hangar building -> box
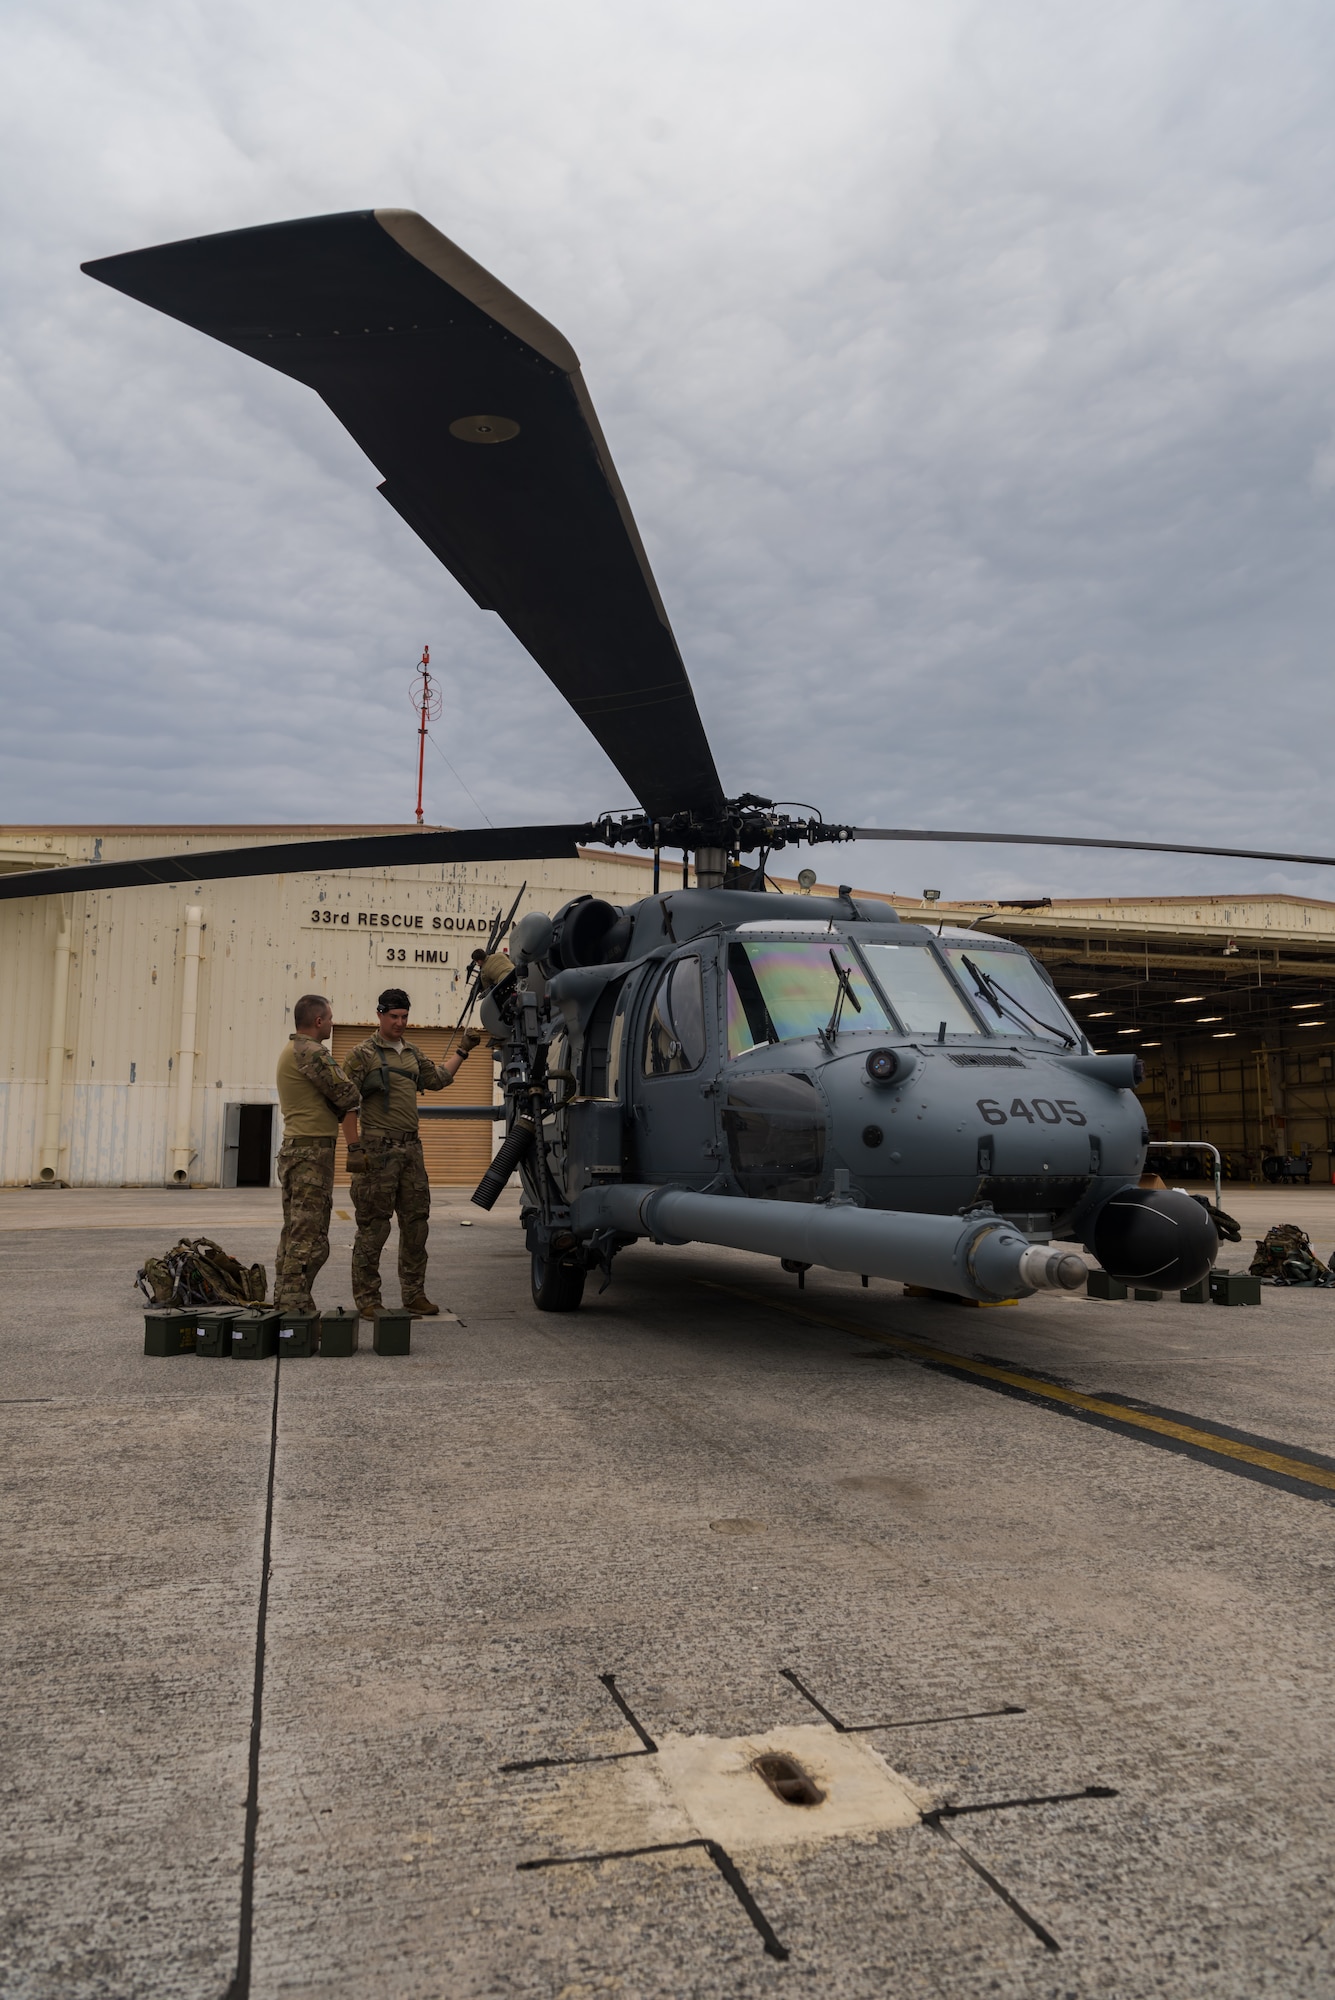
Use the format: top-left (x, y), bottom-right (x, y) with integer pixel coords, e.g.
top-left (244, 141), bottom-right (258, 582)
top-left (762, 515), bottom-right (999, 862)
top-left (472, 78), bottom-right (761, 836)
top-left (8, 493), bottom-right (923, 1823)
top-left (0, 826), bottom-right (658, 1191)
top-left (3, 825), bottom-right (1332, 1188)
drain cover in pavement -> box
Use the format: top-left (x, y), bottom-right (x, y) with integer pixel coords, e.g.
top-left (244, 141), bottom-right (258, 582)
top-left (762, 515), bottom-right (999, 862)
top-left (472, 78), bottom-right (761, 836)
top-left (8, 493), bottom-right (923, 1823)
top-left (653, 1723), bottom-right (926, 1849)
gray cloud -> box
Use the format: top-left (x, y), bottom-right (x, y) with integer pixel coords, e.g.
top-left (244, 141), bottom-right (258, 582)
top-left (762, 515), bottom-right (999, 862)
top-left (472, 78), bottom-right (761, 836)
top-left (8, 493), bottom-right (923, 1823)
top-left (3, 0), bottom-right (1334, 902)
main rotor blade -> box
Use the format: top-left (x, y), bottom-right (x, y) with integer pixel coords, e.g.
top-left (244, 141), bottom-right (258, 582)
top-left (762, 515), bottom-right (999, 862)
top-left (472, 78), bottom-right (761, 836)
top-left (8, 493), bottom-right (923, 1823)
top-left (851, 828), bottom-right (1335, 869)
top-left (82, 211), bottom-right (727, 824)
top-left (0, 826), bottom-right (585, 902)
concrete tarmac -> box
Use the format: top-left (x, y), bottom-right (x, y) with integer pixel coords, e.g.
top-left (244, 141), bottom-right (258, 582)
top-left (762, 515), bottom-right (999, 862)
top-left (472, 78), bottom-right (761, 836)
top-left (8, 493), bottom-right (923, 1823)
top-left (3, 1186), bottom-right (1335, 1997)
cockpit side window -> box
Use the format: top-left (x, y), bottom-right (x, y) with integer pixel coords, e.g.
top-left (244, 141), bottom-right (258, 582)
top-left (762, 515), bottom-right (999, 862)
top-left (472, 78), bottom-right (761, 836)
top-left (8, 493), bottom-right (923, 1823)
top-left (643, 955), bottom-right (707, 1076)
top-left (727, 944), bottom-right (777, 1057)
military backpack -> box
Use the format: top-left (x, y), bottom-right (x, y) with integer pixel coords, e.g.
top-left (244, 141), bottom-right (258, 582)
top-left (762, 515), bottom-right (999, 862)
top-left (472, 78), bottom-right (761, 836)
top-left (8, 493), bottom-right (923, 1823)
top-left (136, 1237), bottom-right (268, 1308)
top-left (1247, 1223), bottom-right (1333, 1287)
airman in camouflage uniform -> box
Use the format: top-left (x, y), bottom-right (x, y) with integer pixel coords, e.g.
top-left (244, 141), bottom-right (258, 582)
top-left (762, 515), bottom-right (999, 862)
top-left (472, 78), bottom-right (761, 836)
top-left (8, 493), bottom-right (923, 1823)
top-left (341, 987), bottom-right (479, 1319)
top-left (274, 995), bottom-right (361, 1311)
top-left (471, 946), bottom-right (514, 993)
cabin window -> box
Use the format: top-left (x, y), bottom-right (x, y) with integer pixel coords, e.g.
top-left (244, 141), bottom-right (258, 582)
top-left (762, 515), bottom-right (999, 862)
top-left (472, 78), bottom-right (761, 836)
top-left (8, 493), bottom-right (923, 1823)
top-left (725, 939), bottom-right (892, 1056)
top-left (857, 942), bottom-right (982, 1036)
top-left (724, 1071), bottom-right (826, 1200)
top-left (941, 945), bottom-right (1079, 1046)
top-left (643, 955), bottom-right (707, 1076)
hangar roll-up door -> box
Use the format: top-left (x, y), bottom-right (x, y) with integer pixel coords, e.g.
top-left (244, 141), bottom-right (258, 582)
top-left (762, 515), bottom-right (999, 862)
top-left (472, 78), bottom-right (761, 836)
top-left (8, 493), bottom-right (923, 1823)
top-left (331, 1025), bottom-right (497, 1186)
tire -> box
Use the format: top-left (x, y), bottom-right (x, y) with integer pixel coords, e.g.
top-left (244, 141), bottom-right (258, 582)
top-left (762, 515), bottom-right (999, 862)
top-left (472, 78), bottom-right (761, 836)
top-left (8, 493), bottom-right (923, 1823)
top-left (531, 1245), bottom-right (586, 1312)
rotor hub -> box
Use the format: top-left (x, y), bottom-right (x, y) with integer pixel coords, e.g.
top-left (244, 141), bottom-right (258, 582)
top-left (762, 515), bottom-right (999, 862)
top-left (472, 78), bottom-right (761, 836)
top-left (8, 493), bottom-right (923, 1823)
top-left (584, 797), bottom-right (855, 864)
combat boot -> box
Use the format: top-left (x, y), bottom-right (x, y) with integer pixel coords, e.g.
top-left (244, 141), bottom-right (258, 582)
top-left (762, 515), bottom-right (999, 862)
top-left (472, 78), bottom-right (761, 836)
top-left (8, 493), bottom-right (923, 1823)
top-left (357, 1297), bottom-right (384, 1323)
top-left (401, 1295), bottom-right (440, 1317)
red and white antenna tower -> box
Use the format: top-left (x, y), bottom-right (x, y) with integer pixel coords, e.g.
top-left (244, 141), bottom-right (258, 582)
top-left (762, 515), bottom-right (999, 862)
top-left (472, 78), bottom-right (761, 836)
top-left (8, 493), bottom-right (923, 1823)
top-left (409, 645), bottom-right (442, 825)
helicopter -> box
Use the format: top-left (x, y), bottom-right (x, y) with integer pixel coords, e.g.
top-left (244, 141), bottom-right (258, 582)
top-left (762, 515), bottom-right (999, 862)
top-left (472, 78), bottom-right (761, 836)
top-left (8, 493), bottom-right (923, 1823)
top-left (10, 207), bottom-right (1335, 1307)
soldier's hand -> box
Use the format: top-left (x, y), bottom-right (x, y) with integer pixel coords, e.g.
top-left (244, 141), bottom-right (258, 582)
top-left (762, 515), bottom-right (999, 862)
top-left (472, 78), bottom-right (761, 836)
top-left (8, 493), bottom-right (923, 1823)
top-left (459, 1028), bottom-right (484, 1053)
top-left (347, 1142), bottom-right (368, 1175)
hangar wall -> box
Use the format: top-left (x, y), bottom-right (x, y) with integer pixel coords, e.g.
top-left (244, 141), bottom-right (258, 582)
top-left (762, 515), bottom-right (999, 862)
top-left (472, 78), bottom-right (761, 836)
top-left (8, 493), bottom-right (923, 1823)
top-left (0, 826), bottom-right (658, 1188)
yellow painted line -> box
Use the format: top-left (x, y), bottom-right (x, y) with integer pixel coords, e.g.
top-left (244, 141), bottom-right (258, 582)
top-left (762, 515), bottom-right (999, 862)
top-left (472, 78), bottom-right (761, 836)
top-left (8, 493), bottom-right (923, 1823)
top-left (698, 1281), bottom-right (1335, 1494)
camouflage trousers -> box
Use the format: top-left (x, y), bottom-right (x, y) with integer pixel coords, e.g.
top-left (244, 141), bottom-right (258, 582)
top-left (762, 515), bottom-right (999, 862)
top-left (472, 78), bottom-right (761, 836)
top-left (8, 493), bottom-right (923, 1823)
top-left (351, 1135), bottom-right (431, 1309)
top-left (274, 1138), bottom-right (336, 1309)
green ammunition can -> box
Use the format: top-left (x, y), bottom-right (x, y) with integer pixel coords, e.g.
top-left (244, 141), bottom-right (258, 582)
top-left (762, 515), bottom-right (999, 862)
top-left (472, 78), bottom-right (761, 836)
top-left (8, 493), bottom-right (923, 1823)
top-left (320, 1308), bottom-right (359, 1357)
top-left (143, 1308), bottom-right (198, 1357)
top-left (231, 1308), bottom-right (279, 1359)
top-left (1179, 1279), bottom-right (1209, 1304)
top-left (1133, 1287), bottom-right (1163, 1302)
top-left (372, 1310), bottom-right (412, 1356)
top-left (276, 1310), bottom-right (319, 1358)
top-left (194, 1308), bottom-right (235, 1357)
top-left (1086, 1271), bottom-right (1128, 1300)
top-left (1210, 1269), bottom-right (1261, 1307)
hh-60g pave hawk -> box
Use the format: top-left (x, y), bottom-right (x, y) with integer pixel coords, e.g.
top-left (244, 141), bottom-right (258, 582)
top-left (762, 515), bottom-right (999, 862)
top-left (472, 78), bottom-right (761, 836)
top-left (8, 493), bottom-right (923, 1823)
top-left (15, 211), bottom-right (1335, 1308)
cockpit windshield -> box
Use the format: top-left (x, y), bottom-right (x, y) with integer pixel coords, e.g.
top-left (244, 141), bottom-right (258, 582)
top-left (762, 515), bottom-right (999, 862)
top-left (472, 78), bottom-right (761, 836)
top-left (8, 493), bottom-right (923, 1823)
top-left (856, 942), bottom-right (982, 1037)
top-left (941, 944), bottom-right (1080, 1047)
top-left (726, 938), bottom-right (893, 1056)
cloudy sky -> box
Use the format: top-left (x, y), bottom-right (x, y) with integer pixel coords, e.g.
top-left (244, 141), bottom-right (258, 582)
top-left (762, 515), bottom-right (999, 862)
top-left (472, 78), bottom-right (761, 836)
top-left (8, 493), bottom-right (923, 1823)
top-left (3, 0), bottom-right (1334, 901)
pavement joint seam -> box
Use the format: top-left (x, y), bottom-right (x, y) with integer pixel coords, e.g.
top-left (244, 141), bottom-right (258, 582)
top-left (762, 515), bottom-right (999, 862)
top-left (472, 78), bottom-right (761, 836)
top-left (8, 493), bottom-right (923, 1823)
top-left (500, 1672), bottom-right (658, 1774)
top-left (517, 1838), bottom-right (790, 1961)
top-left (222, 1356), bottom-right (281, 2000)
top-left (780, 1666), bottom-right (1026, 1734)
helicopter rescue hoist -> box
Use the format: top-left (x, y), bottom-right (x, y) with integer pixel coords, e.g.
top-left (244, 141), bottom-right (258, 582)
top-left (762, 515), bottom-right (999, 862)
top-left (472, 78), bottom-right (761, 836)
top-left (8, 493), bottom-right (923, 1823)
top-left (18, 202), bottom-right (1333, 1311)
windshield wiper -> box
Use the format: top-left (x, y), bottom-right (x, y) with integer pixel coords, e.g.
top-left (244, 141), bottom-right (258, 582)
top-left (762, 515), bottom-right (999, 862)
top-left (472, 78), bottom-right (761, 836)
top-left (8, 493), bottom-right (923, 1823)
top-left (822, 951), bottom-right (863, 1043)
top-left (960, 954), bottom-right (1075, 1048)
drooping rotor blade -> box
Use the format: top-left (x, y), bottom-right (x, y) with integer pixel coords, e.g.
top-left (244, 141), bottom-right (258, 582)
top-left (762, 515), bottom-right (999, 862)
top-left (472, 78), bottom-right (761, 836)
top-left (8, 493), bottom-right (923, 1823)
top-left (82, 211), bottom-right (727, 824)
top-left (851, 828), bottom-right (1335, 869)
top-left (0, 826), bottom-right (585, 903)
top-left (455, 878), bottom-right (527, 1031)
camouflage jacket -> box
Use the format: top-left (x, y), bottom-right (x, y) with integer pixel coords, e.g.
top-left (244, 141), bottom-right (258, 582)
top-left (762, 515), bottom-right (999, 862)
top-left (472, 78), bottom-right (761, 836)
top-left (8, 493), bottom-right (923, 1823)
top-left (276, 1035), bottom-right (360, 1138)
top-left (344, 1036), bottom-right (452, 1137)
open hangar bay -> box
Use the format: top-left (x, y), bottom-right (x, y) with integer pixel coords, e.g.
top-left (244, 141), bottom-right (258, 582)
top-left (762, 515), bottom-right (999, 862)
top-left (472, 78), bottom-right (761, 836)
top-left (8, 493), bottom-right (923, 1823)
top-left (2, 1179), bottom-right (1334, 1998)
top-left (3, 823), bottom-right (1333, 1191)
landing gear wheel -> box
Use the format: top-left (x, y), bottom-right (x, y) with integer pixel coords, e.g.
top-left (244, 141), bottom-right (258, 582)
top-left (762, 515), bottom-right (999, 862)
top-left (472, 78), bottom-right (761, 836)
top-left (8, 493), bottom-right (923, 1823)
top-left (531, 1246), bottom-right (586, 1312)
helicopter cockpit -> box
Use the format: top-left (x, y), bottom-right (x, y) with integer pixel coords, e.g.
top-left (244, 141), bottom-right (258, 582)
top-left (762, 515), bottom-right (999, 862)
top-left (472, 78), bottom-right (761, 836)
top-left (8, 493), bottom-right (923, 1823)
top-left (488, 896), bottom-right (1159, 1296)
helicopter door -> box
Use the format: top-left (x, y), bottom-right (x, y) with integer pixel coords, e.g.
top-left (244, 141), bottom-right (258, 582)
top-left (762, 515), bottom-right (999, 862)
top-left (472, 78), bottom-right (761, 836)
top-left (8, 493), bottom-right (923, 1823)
top-left (637, 952), bottom-right (717, 1180)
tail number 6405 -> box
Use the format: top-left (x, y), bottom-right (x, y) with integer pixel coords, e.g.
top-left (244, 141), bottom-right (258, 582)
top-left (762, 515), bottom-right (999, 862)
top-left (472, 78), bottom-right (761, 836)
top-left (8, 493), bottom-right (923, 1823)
top-left (978, 1097), bottom-right (1087, 1127)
